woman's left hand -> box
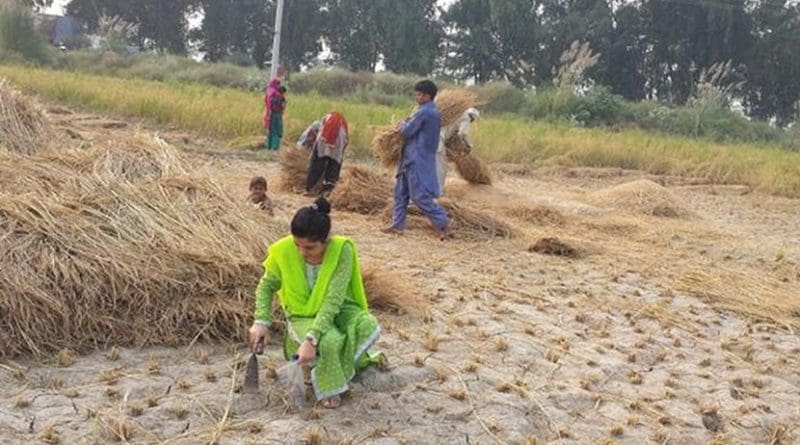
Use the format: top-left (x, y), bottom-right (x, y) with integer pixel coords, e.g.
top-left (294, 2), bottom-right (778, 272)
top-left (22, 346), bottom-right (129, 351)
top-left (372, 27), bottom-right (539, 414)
top-left (297, 340), bottom-right (316, 364)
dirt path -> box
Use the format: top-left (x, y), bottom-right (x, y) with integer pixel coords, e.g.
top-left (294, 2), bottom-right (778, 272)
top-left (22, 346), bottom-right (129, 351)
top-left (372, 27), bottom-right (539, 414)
top-left (1, 109), bottom-right (799, 445)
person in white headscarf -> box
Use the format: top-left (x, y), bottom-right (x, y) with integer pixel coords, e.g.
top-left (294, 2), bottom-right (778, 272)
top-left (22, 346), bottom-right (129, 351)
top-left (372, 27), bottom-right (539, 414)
top-left (436, 107), bottom-right (479, 195)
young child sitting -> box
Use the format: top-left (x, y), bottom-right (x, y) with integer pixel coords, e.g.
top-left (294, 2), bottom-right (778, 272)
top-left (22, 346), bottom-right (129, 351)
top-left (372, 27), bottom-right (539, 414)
top-left (248, 176), bottom-right (274, 215)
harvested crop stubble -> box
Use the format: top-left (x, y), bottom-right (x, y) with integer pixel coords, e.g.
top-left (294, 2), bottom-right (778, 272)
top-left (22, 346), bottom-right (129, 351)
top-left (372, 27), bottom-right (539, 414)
top-left (279, 146), bottom-right (311, 193)
top-left (371, 125), bottom-right (404, 169)
top-left (0, 142), bottom-right (284, 357)
top-left (330, 166), bottom-right (393, 215)
top-left (590, 179), bottom-right (693, 218)
top-left (0, 80), bottom-right (52, 156)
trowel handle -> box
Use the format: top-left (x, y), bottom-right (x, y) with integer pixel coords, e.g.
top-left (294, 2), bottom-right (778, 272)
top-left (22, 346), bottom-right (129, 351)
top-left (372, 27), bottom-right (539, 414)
top-left (256, 337), bottom-right (265, 355)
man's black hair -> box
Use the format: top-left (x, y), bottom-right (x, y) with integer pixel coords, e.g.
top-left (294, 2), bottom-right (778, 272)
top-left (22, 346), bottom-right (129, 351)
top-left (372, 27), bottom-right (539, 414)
top-left (414, 80), bottom-right (438, 100)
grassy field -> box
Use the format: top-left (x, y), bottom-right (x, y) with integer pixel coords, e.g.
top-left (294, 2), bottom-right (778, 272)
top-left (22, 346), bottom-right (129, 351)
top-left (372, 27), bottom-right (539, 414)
top-left (3, 64), bottom-right (800, 197)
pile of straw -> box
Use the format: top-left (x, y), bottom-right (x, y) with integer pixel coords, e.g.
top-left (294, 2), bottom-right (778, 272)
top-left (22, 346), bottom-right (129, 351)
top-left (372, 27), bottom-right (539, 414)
top-left (529, 237), bottom-right (582, 258)
top-left (0, 138), bottom-right (285, 357)
top-left (362, 265), bottom-right (428, 316)
top-left (440, 198), bottom-right (515, 239)
top-left (330, 166), bottom-right (394, 215)
top-left (0, 80), bottom-right (52, 156)
top-left (278, 146), bottom-right (311, 193)
top-left (590, 179), bottom-right (692, 218)
top-left (382, 197), bottom-right (517, 240)
top-left (453, 154), bottom-right (493, 185)
top-left (371, 125), bottom-right (404, 169)
top-left (436, 89), bottom-right (478, 129)
top-left (506, 205), bottom-right (566, 226)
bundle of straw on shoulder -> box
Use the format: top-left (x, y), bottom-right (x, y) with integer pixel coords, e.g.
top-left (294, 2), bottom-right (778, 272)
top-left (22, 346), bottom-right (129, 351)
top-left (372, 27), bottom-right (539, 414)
top-left (435, 89), bottom-right (478, 129)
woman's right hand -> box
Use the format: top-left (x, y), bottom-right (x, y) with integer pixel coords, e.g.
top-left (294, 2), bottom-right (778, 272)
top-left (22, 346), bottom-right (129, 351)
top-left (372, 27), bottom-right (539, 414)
top-left (248, 324), bottom-right (269, 353)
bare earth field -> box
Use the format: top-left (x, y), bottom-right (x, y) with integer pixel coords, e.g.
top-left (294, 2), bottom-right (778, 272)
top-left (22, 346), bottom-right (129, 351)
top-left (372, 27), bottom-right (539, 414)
top-left (1, 108), bottom-right (799, 445)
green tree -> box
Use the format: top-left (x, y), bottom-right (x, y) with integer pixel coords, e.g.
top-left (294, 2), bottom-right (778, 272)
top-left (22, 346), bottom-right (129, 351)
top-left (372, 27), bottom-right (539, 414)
top-left (67, 0), bottom-right (193, 54)
top-left (381, 0), bottom-right (442, 75)
top-left (441, 0), bottom-right (500, 82)
top-left (0, 2), bottom-right (51, 63)
top-left (442, 0), bottom-right (542, 86)
top-left (322, 0), bottom-right (385, 71)
top-left (743, 0), bottom-right (800, 126)
top-left (601, 4), bottom-right (648, 100)
top-left (639, 0), bottom-right (751, 104)
top-left (196, 0), bottom-right (321, 70)
top-left (196, 0), bottom-right (268, 64)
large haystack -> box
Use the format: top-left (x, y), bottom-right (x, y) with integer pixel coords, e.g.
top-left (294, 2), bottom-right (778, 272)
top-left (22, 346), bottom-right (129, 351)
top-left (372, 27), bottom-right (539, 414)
top-left (330, 166), bottom-right (393, 215)
top-left (590, 179), bottom-right (693, 218)
top-left (436, 89), bottom-right (478, 129)
top-left (0, 80), bottom-right (52, 156)
top-left (0, 138), bottom-right (285, 357)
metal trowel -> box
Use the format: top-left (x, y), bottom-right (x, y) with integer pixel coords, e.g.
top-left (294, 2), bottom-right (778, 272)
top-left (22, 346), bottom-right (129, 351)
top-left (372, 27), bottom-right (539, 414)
top-left (243, 337), bottom-right (264, 393)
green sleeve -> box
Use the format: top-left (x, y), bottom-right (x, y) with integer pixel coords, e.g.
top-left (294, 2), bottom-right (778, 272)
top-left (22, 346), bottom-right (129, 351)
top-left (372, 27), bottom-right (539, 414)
top-left (310, 243), bottom-right (353, 338)
top-left (254, 266), bottom-right (281, 325)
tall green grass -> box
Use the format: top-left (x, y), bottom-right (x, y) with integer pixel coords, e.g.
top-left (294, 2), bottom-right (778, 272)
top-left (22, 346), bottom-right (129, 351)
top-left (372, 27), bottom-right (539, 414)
top-left (2, 65), bottom-right (799, 197)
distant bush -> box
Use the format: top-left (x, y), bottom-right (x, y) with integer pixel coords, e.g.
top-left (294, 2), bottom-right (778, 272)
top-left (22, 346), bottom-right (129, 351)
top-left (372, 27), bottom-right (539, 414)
top-left (475, 82), bottom-right (527, 115)
top-left (574, 85), bottom-right (624, 127)
top-left (45, 51), bottom-right (798, 149)
top-left (0, 4), bottom-right (52, 64)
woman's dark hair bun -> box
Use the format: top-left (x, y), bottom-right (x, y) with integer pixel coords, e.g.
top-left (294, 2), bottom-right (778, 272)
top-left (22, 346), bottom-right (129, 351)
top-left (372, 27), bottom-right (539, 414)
top-left (313, 197), bottom-right (331, 215)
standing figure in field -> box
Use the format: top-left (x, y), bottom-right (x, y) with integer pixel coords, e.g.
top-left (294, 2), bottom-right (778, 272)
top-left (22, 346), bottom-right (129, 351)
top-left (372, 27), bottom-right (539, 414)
top-left (437, 107), bottom-right (479, 194)
top-left (264, 79), bottom-right (287, 150)
top-left (304, 112), bottom-right (349, 196)
top-left (382, 80), bottom-right (452, 240)
top-left (247, 198), bottom-right (384, 409)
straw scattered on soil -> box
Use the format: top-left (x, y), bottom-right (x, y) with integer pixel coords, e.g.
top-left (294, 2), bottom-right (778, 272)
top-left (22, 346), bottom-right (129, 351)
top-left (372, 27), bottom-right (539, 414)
top-left (590, 179), bottom-right (693, 218)
top-left (0, 79), bottom-right (52, 156)
top-left (330, 166), bottom-right (393, 215)
top-left (505, 205), bottom-right (566, 226)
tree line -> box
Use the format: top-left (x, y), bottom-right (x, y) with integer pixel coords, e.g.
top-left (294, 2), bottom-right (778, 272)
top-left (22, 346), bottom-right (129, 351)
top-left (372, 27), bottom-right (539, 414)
top-left (27, 0), bottom-right (800, 125)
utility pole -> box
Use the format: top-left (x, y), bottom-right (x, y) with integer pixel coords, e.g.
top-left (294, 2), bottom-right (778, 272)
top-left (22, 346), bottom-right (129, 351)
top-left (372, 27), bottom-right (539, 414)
top-left (269, 0), bottom-right (285, 80)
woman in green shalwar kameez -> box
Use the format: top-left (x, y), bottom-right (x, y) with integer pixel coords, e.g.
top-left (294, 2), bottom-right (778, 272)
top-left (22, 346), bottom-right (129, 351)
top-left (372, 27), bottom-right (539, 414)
top-left (248, 198), bottom-right (382, 408)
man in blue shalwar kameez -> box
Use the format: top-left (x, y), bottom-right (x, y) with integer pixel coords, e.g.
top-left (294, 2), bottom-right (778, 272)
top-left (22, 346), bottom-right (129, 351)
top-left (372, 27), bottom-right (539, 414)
top-left (382, 80), bottom-right (453, 240)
